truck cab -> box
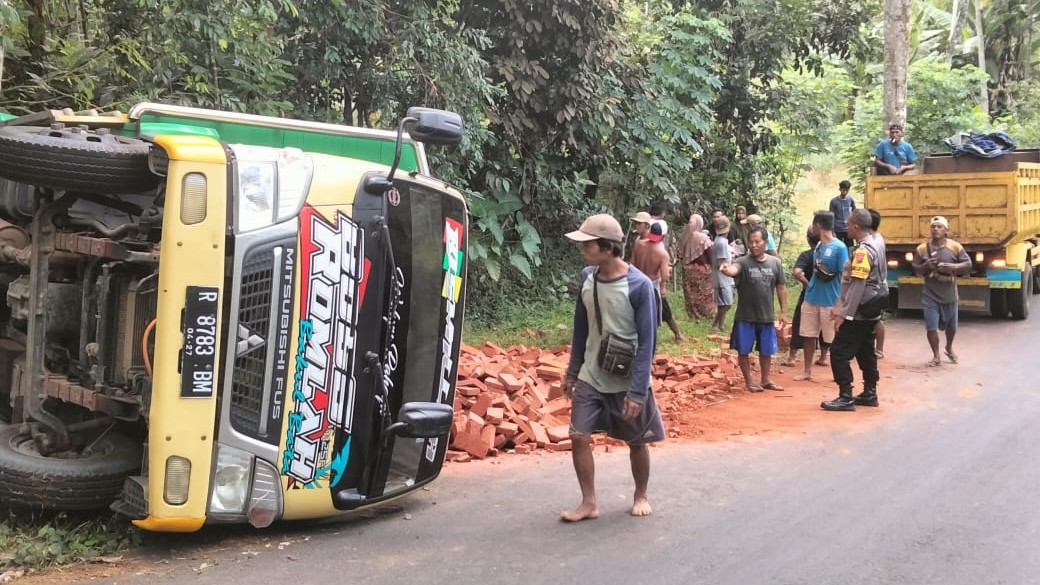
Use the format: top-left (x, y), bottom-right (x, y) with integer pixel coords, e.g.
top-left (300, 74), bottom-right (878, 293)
top-left (0, 104), bottom-right (468, 530)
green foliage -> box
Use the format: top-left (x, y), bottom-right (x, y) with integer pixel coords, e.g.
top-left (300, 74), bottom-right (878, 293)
top-left (0, 512), bottom-right (140, 569)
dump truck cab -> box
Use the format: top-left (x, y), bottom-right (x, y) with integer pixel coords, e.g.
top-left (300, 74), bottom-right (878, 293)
top-left (0, 104), bottom-right (467, 530)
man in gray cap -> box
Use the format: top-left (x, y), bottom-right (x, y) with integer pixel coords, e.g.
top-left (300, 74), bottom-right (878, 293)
top-left (561, 213), bottom-right (665, 522)
top-left (911, 215), bottom-right (971, 366)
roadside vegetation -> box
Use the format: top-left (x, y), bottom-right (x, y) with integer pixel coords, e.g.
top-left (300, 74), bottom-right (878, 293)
top-left (0, 511), bottom-right (139, 572)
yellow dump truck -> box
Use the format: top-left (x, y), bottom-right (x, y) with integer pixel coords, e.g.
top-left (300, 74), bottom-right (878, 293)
top-left (866, 152), bottom-right (1040, 319)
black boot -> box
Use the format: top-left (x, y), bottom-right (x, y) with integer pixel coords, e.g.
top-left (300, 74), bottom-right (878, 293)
top-left (821, 385), bottom-right (856, 411)
top-left (853, 385), bottom-right (878, 407)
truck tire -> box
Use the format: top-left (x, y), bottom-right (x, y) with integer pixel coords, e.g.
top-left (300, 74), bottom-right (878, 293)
top-left (1009, 269), bottom-right (1030, 320)
top-left (0, 126), bottom-right (159, 194)
top-left (990, 289), bottom-right (1009, 318)
top-left (1033, 266), bottom-right (1039, 295)
top-left (0, 426), bottom-right (141, 510)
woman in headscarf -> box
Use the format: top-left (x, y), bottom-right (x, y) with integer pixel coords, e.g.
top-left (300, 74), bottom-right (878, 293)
top-left (679, 214), bottom-right (716, 319)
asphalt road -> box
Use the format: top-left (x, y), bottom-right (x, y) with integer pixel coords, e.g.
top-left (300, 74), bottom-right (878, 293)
top-left (30, 311), bottom-right (1040, 585)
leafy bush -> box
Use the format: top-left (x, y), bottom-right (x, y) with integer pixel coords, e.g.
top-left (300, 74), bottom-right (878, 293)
top-left (0, 512), bottom-right (140, 570)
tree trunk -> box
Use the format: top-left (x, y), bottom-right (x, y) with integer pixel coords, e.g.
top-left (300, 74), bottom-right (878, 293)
top-left (947, 0), bottom-right (965, 65)
top-left (975, 1), bottom-right (989, 115)
top-left (882, 0), bottom-right (911, 128)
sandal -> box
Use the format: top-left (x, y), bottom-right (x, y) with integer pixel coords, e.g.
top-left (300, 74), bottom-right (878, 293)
top-left (814, 358), bottom-right (829, 366)
top-left (793, 372), bottom-right (813, 381)
top-left (762, 382), bottom-right (785, 391)
top-left (746, 384), bottom-right (764, 393)
top-left (874, 350), bottom-right (885, 360)
top-left (927, 356), bottom-right (942, 367)
top-left (778, 357), bottom-right (796, 367)
top-left (945, 348), bottom-right (958, 364)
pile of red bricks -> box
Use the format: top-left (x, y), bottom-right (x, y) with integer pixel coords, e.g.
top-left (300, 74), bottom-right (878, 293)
top-left (447, 339), bottom-right (745, 462)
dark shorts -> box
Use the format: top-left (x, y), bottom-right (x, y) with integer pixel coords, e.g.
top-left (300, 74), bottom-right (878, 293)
top-left (661, 295), bottom-right (674, 323)
top-left (922, 296), bottom-right (958, 331)
top-left (569, 380), bottom-right (665, 445)
top-left (730, 320), bottom-right (779, 356)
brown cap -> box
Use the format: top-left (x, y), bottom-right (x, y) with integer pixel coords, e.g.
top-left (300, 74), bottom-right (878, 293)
top-left (566, 214), bottom-right (625, 243)
top-left (630, 211), bottom-right (653, 224)
top-left (741, 213), bottom-right (763, 225)
top-left (714, 216), bottom-right (730, 234)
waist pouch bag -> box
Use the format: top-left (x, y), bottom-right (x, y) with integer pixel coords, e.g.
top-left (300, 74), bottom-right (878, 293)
top-left (858, 290), bottom-right (889, 320)
top-left (593, 273), bottom-right (636, 376)
top-left (813, 247), bottom-right (839, 282)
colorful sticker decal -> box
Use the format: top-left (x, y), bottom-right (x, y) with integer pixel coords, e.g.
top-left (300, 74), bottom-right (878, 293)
top-left (282, 206), bottom-right (364, 489)
top-left (426, 218), bottom-right (464, 462)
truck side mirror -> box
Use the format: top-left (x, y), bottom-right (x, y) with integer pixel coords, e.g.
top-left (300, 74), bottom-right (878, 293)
top-left (405, 108), bottom-right (463, 146)
top-left (393, 402), bottom-right (453, 438)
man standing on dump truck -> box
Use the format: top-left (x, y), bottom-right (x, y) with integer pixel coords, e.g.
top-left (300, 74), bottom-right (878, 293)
top-left (873, 123), bottom-right (917, 175)
top-left (562, 214), bottom-right (665, 522)
top-left (912, 216), bottom-right (972, 366)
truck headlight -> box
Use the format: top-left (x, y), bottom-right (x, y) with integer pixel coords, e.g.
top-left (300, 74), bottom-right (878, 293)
top-left (209, 444), bottom-right (254, 515)
top-left (233, 145), bottom-right (313, 232)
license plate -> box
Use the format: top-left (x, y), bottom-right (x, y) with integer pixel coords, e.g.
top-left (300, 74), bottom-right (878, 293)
top-left (181, 286), bottom-right (220, 398)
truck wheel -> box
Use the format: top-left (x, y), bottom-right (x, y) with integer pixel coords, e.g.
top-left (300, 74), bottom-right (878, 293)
top-left (990, 289), bottom-right (1009, 318)
top-left (1033, 266), bottom-right (1039, 295)
top-left (0, 426), bottom-right (141, 510)
top-left (1009, 269), bottom-right (1030, 320)
top-left (0, 126), bottom-right (159, 194)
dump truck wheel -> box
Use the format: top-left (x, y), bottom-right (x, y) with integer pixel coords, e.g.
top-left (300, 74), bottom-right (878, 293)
top-left (0, 426), bottom-right (141, 510)
top-left (990, 289), bottom-right (1008, 318)
top-left (0, 126), bottom-right (159, 194)
top-left (1032, 266), bottom-right (1039, 295)
top-left (1008, 269), bottom-right (1030, 320)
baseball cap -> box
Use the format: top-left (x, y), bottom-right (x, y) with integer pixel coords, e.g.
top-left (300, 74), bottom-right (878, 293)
top-left (653, 218), bottom-right (669, 235)
top-left (714, 216), bottom-right (730, 234)
top-left (741, 213), bottom-right (763, 225)
top-left (930, 215), bottom-right (949, 229)
top-left (647, 222), bottom-right (665, 242)
top-left (565, 214), bottom-right (625, 243)
top-left (630, 211), bottom-right (653, 224)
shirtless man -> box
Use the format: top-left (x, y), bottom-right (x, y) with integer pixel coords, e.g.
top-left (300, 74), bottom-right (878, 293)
top-left (632, 222), bottom-right (683, 342)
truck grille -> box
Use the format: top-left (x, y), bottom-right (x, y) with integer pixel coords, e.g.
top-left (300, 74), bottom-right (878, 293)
top-left (230, 249), bottom-right (273, 434)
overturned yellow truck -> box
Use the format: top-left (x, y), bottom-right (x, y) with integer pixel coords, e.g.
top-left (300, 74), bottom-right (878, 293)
top-left (0, 104), bottom-right (468, 530)
top-left (866, 151), bottom-right (1040, 319)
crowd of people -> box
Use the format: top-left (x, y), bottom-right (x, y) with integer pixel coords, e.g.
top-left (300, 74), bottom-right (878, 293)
top-left (555, 124), bottom-right (974, 523)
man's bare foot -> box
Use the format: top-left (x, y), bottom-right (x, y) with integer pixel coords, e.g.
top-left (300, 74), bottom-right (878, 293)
top-left (631, 497), bottom-right (653, 517)
top-left (560, 503), bottom-right (600, 522)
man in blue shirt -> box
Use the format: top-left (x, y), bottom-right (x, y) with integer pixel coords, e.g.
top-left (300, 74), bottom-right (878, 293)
top-left (829, 180), bottom-right (855, 247)
top-left (796, 211), bottom-right (849, 381)
top-left (873, 123), bottom-right (917, 175)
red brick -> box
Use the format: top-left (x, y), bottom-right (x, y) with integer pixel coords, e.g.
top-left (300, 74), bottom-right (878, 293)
top-left (471, 393), bottom-right (492, 418)
top-left (540, 397), bottom-right (571, 416)
top-left (484, 377), bottom-right (506, 392)
top-left (547, 381), bottom-right (564, 400)
top-left (529, 421), bottom-right (551, 446)
top-left (514, 444), bottom-right (532, 454)
top-left (546, 424), bottom-right (571, 443)
top-left (498, 373), bottom-right (525, 393)
top-left (547, 440), bottom-right (573, 452)
top-left (497, 421), bottom-right (519, 438)
top-left (484, 407), bottom-right (504, 425)
top-left (453, 431), bottom-right (489, 459)
top-left (535, 365), bottom-right (565, 381)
